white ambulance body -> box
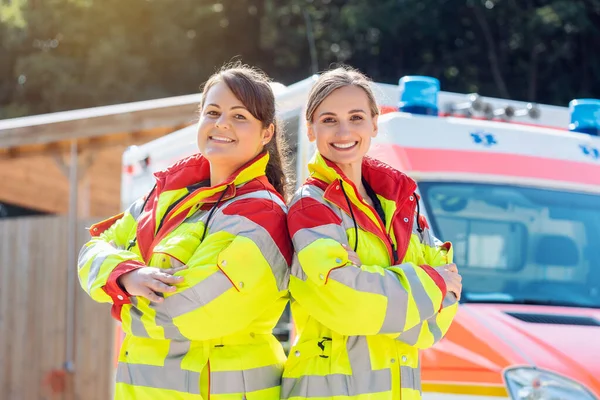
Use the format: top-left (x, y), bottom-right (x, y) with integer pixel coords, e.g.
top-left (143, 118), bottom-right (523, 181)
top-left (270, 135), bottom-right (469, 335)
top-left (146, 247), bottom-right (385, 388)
top-left (121, 76), bottom-right (600, 399)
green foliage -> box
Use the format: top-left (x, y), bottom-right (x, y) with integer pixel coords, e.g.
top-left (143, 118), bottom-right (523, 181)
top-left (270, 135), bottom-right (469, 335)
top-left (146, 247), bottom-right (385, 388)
top-left (1, 0), bottom-right (599, 119)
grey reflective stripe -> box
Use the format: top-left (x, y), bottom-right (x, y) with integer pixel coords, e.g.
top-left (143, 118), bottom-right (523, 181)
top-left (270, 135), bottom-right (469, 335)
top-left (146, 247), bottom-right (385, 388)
top-left (442, 292), bottom-right (458, 308)
top-left (326, 266), bottom-right (410, 334)
top-left (211, 364), bottom-right (282, 394)
top-left (128, 197), bottom-right (146, 221)
top-left (396, 323), bottom-right (422, 346)
top-left (346, 335), bottom-right (372, 369)
top-left (128, 297), bottom-right (150, 338)
top-left (402, 264), bottom-right (436, 322)
top-left (116, 340), bottom-right (200, 394)
top-left (290, 253), bottom-right (307, 281)
top-left (292, 223), bottom-right (346, 253)
top-left (400, 365), bottom-right (421, 391)
top-left (427, 317), bottom-right (444, 343)
top-left (219, 190), bottom-right (287, 213)
top-left (86, 253), bottom-right (108, 294)
top-left (210, 214), bottom-right (289, 292)
top-left (77, 244), bottom-right (94, 271)
top-left (281, 370), bottom-right (391, 399)
top-left (155, 271), bottom-right (233, 319)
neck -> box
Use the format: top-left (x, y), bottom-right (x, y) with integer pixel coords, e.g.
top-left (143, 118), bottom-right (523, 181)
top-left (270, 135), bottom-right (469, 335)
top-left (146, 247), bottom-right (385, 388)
top-left (209, 163), bottom-right (238, 187)
top-left (336, 161), bottom-right (365, 194)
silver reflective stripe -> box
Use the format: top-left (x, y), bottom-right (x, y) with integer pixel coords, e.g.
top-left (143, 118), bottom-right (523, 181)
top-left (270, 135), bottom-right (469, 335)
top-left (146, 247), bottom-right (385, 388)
top-left (396, 323), bottom-right (422, 346)
top-left (400, 365), bottom-right (421, 390)
top-left (77, 244), bottom-right (94, 271)
top-left (211, 364), bottom-right (282, 394)
top-left (156, 271), bottom-right (233, 318)
top-left (401, 264), bottom-right (436, 322)
top-left (442, 292), bottom-right (458, 308)
top-left (219, 190), bottom-right (287, 213)
top-left (346, 335), bottom-right (372, 369)
top-left (128, 197), bottom-right (146, 221)
top-left (292, 223), bottom-right (346, 253)
top-left (326, 266), bottom-right (410, 334)
top-left (428, 317), bottom-right (444, 343)
top-left (86, 253), bottom-right (108, 293)
top-left (210, 213), bottom-right (289, 291)
top-left (290, 253), bottom-right (307, 281)
top-left (281, 370), bottom-right (391, 399)
top-left (128, 298), bottom-right (150, 338)
top-left (116, 340), bottom-right (200, 393)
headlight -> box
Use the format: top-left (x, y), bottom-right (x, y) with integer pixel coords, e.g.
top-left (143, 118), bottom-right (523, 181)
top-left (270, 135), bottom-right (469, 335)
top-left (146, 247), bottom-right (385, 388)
top-left (504, 367), bottom-right (597, 400)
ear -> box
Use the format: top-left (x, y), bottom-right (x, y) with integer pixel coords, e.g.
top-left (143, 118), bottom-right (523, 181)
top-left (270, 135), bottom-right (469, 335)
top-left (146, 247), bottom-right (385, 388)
top-left (307, 122), bottom-right (316, 142)
top-left (261, 123), bottom-right (275, 145)
top-left (371, 114), bottom-right (379, 138)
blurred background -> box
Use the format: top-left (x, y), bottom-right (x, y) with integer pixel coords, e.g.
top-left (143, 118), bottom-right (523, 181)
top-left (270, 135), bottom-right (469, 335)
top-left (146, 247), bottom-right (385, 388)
top-left (1, 1), bottom-right (599, 399)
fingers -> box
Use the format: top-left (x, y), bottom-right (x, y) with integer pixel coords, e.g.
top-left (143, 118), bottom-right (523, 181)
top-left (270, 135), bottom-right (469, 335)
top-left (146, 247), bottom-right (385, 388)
top-left (163, 265), bottom-right (188, 275)
top-left (139, 289), bottom-right (164, 303)
top-left (147, 278), bottom-right (177, 294)
top-left (154, 272), bottom-right (184, 285)
top-left (443, 264), bottom-right (458, 273)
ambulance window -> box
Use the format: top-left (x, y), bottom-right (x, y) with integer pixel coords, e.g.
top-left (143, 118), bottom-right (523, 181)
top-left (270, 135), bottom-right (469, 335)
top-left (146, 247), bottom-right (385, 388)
top-left (419, 182), bottom-right (600, 308)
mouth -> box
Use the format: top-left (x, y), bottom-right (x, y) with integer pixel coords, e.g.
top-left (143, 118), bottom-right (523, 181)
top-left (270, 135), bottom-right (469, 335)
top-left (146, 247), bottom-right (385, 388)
top-left (209, 135), bottom-right (235, 144)
top-left (330, 141), bottom-right (358, 150)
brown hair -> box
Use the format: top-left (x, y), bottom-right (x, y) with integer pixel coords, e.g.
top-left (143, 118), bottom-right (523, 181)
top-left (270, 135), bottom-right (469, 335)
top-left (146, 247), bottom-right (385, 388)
top-left (306, 65), bottom-right (379, 122)
top-left (199, 62), bottom-right (292, 199)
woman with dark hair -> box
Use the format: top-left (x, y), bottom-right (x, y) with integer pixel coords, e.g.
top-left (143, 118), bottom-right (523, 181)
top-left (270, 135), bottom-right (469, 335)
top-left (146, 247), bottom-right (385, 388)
top-left (282, 66), bottom-right (461, 400)
top-left (78, 63), bottom-right (293, 399)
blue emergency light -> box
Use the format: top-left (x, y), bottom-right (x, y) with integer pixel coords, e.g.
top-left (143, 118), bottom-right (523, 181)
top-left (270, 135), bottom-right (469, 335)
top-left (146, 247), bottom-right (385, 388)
top-left (569, 99), bottom-right (600, 136)
top-left (398, 76), bottom-right (440, 116)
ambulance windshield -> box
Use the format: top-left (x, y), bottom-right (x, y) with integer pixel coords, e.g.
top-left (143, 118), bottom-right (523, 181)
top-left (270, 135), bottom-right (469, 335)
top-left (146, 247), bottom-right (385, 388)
top-left (419, 182), bottom-right (600, 308)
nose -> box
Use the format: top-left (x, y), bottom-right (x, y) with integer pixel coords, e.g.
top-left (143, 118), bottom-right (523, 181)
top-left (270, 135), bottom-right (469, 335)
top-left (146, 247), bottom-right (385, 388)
top-left (215, 115), bottom-right (229, 130)
top-left (336, 122), bottom-right (351, 137)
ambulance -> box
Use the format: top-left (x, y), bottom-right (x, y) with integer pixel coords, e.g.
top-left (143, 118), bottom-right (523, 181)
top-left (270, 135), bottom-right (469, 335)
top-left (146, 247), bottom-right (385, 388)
top-left (120, 75), bottom-right (600, 399)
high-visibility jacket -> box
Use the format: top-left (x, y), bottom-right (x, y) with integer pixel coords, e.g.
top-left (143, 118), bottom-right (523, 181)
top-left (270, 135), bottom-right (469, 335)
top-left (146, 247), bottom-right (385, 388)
top-left (78, 152), bottom-right (292, 400)
top-left (282, 152), bottom-right (457, 400)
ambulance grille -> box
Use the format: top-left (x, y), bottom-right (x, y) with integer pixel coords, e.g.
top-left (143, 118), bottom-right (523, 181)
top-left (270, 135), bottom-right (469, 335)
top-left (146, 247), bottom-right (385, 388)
top-left (506, 312), bottom-right (600, 326)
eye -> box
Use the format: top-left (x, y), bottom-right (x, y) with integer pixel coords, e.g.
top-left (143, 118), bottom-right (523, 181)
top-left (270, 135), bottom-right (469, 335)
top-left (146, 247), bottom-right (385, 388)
top-left (233, 114), bottom-right (247, 120)
top-left (350, 114), bottom-right (364, 121)
top-left (322, 117), bottom-right (336, 124)
top-left (206, 110), bottom-right (219, 117)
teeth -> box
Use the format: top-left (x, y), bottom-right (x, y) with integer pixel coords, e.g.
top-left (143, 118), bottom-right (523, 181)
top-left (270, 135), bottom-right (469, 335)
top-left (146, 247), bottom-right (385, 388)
top-left (332, 142), bottom-right (357, 149)
top-left (210, 136), bottom-right (234, 143)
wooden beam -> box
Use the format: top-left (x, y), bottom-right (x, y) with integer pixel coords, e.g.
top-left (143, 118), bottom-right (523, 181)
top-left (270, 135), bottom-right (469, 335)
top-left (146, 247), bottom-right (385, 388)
top-left (0, 125), bottom-right (186, 160)
top-left (0, 94), bottom-right (201, 149)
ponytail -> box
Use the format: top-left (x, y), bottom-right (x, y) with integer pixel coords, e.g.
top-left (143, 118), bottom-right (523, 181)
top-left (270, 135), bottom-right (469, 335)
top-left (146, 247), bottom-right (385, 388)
top-left (265, 123), bottom-right (292, 200)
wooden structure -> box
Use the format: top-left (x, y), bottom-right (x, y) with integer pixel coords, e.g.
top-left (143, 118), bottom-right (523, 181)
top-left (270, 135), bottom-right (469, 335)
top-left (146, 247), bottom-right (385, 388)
top-left (0, 93), bottom-right (202, 215)
top-left (0, 94), bottom-right (204, 399)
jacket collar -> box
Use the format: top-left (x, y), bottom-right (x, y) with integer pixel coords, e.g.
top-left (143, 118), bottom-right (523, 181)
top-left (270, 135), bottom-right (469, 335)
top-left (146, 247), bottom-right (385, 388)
top-left (308, 151), bottom-right (417, 204)
top-left (153, 151), bottom-right (270, 203)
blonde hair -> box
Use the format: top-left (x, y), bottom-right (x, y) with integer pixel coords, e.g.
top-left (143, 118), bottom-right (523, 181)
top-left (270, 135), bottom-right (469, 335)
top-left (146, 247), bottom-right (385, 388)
top-left (306, 66), bottom-right (379, 122)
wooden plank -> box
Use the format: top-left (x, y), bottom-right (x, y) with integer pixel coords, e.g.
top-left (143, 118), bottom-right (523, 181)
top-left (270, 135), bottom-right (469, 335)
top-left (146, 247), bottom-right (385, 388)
top-left (0, 94), bottom-right (200, 149)
top-left (0, 126), bottom-right (179, 160)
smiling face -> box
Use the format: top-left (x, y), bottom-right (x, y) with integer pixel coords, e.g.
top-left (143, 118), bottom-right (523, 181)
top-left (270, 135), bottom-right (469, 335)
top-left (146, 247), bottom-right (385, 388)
top-left (308, 85), bottom-right (378, 166)
top-left (197, 80), bottom-right (273, 172)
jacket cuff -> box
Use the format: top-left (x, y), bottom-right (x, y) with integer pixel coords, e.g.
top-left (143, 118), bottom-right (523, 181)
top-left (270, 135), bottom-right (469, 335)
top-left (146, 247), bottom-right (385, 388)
top-left (103, 260), bottom-right (145, 304)
top-left (418, 264), bottom-right (447, 312)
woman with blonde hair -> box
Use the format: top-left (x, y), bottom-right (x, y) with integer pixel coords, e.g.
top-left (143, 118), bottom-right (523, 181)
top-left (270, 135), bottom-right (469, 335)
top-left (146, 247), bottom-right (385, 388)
top-left (283, 66), bottom-right (461, 400)
top-left (78, 63), bottom-right (292, 399)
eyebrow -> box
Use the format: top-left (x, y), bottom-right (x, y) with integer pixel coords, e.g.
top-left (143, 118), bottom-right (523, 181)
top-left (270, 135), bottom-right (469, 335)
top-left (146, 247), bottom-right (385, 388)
top-left (206, 103), bottom-right (249, 111)
top-left (318, 109), bottom-right (367, 118)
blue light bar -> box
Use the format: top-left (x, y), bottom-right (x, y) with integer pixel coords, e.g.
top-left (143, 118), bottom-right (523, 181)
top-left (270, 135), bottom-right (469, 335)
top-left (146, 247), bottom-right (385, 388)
top-left (569, 99), bottom-right (600, 136)
top-left (398, 76), bottom-right (440, 116)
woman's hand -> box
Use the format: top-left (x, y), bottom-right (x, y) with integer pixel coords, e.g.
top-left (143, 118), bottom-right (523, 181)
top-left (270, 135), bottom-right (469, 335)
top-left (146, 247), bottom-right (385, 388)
top-left (436, 263), bottom-right (462, 300)
top-left (117, 265), bottom-right (188, 303)
top-left (342, 244), bottom-right (362, 267)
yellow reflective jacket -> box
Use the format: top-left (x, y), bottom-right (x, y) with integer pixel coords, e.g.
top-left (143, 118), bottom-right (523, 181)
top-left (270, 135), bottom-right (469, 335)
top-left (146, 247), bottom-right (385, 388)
top-left (78, 152), bottom-right (292, 400)
top-left (282, 152), bottom-right (457, 400)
